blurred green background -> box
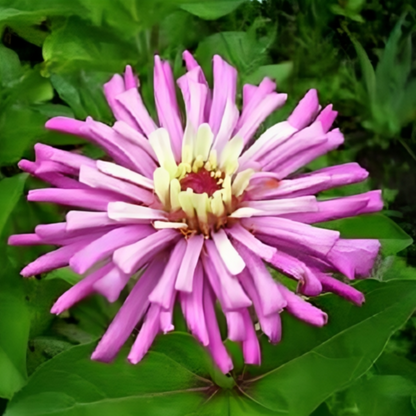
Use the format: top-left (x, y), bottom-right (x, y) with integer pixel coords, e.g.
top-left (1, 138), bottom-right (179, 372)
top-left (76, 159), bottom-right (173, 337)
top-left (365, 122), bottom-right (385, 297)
top-left (1, 0), bottom-right (416, 415)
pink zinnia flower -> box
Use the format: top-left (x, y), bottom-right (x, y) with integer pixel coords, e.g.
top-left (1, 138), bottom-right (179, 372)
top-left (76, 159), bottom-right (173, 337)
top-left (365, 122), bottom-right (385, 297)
top-left (9, 52), bottom-right (382, 373)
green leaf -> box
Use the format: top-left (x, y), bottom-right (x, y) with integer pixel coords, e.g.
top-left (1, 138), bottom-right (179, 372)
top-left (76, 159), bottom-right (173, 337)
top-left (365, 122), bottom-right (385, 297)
top-left (375, 353), bottom-right (416, 385)
top-left (240, 280), bottom-right (416, 415)
top-left (243, 62), bottom-right (293, 87)
top-left (349, 375), bottom-right (416, 416)
top-left (0, 174), bottom-right (27, 237)
top-left (180, 0), bottom-right (247, 20)
top-left (319, 214), bottom-right (413, 255)
top-left (5, 333), bottom-right (214, 416)
top-left (0, 251), bottom-right (30, 399)
top-left (45, 267), bottom-right (82, 286)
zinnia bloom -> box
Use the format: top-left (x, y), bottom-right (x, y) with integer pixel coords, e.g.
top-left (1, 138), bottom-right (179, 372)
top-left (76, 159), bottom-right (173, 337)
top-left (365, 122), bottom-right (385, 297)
top-left (9, 52), bottom-right (382, 373)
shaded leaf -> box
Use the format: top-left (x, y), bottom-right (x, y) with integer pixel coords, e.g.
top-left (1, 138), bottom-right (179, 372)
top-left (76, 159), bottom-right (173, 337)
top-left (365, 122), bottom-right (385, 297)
top-left (180, 1), bottom-right (247, 20)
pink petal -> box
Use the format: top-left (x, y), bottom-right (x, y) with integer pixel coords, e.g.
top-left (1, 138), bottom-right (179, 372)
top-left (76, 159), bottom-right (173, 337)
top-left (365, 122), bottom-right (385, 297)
top-left (93, 265), bottom-right (130, 303)
top-left (278, 284), bottom-right (328, 326)
top-left (287, 89), bottom-right (320, 129)
top-left (45, 117), bottom-right (94, 141)
top-left (203, 285), bottom-right (233, 373)
top-left (69, 225), bottom-right (154, 274)
top-left (225, 310), bottom-right (246, 342)
top-left (79, 165), bottom-right (154, 205)
top-left (66, 211), bottom-right (117, 231)
top-left (128, 303), bottom-right (161, 364)
top-left (208, 55), bottom-right (237, 136)
top-left (51, 262), bottom-right (114, 314)
top-left (241, 309), bottom-right (261, 365)
top-left (154, 56), bottom-right (183, 160)
top-left (113, 229), bottom-right (179, 274)
top-left (28, 188), bottom-right (129, 211)
top-left (175, 234), bottom-right (204, 292)
top-left (103, 74), bottom-right (138, 129)
top-left (180, 263), bottom-right (209, 345)
top-left (21, 238), bottom-right (95, 277)
top-left (203, 242), bottom-right (251, 311)
top-left (91, 257), bottom-right (166, 362)
top-left (238, 269), bottom-right (281, 343)
top-left (234, 242), bottom-right (286, 316)
top-left (124, 65), bottom-right (138, 90)
top-left (226, 223), bottom-right (276, 262)
top-left (148, 239), bottom-right (187, 309)
top-left (317, 272), bottom-right (365, 305)
top-left (283, 191), bottom-right (383, 224)
top-left (8, 234), bottom-right (43, 246)
top-left (115, 88), bottom-right (158, 137)
top-left (316, 104), bottom-right (338, 133)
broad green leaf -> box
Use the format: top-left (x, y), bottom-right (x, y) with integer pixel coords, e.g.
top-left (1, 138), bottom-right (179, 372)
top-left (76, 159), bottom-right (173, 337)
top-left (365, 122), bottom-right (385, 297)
top-left (319, 213), bottom-right (413, 255)
top-left (375, 353), bottom-right (416, 385)
top-left (0, 251), bottom-right (30, 399)
top-left (349, 375), bottom-right (416, 416)
top-left (180, 0), bottom-right (247, 20)
top-left (379, 257), bottom-right (416, 281)
top-left (45, 267), bottom-right (82, 286)
top-left (0, 44), bottom-right (22, 85)
top-left (243, 62), bottom-right (293, 87)
top-left (0, 174), bottom-right (27, 236)
top-left (240, 280), bottom-right (416, 415)
top-left (5, 333), bottom-right (214, 416)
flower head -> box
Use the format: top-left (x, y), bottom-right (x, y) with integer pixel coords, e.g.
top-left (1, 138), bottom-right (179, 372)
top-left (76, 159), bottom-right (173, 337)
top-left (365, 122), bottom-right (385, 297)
top-left (9, 52), bottom-right (382, 373)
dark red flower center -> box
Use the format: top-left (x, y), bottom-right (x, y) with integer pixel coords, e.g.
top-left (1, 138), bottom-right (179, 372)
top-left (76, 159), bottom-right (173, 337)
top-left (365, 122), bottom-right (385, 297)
top-left (180, 168), bottom-right (222, 196)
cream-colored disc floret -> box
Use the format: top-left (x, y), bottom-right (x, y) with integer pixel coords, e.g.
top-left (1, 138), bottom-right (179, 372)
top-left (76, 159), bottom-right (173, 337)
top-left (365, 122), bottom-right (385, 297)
top-left (149, 124), bottom-right (255, 236)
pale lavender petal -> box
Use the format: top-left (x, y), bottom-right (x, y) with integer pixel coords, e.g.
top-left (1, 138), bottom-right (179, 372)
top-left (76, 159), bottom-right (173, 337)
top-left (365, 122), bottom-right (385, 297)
top-left (317, 272), bottom-right (365, 305)
top-left (160, 291), bottom-right (176, 334)
top-left (92, 257), bottom-right (165, 362)
top-left (226, 223), bottom-right (276, 262)
top-left (242, 216), bottom-right (340, 256)
top-left (268, 250), bottom-right (322, 296)
top-left (316, 104), bottom-right (338, 133)
top-left (241, 309), bottom-right (261, 365)
top-left (79, 165), bottom-right (154, 205)
top-left (274, 128), bottom-right (344, 178)
top-left (28, 188), bottom-right (129, 211)
top-left (212, 99), bottom-right (239, 154)
top-left (287, 89), bottom-right (320, 129)
top-left (148, 239), bottom-right (187, 309)
top-left (45, 117), bottom-right (95, 141)
top-left (128, 303), bottom-right (161, 364)
top-left (238, 269), bottom-right (281, 343)
top-left (278, 284), bottom-right (328, 326)
top-left (225, 310), bottom-right (246, 342)
top-left (103, 74), bottom-right (138, 129)
top-left (180, 263), bottom-right (209, 345)
top-left (235, 92), bottom-right (287, 146)
top-left (211, 229), bottom-right (245, 275)
top-left (34, 143), bottom-right (95, 171)
top-left (239, 77), bottom-right (276, 123)
top-left (107, 202), bottom-right (166, 223)
top-left (175, 234), bottom-right (204, 292)
top-left (204, 241), bottom-right (251, 311)
top-left (113, 229), bottom-right (179, 274)
top-left (327, 238), bottom-right (380, 279)
top-left (124, 65), bottom-right (138, 90)
top-left (8, 234), bottom-right (43, 246)
top-left (93, 265), bottom-right (131, 303)
top-left (203, 285), bottom-right (233, 373)
top-left (239, 121), bottom-right (297, 169)
top-left (261, 121), bottom-right (326, 171)
top-left (283, 191), bottom-right (383, 223)
top-left (83, 118), bottom-right (155, 176)
top-left (21, 238), bottom-right (95, 277)
top-left (51, 262), bottom-right (114, 314)
top-left (251, 162), bottom-right (369, 200)
top-left (70, 225), bottom-right (154, 274)
top-left (113, 121), bottom-right (156, 159)
top-left (239, 195), bottom-right (318, 217)
top-left (154, 56), bottom-right (183, 160)
top-left (208, 55), bottom-right (237, 135)
top-left (177, 68), bottom-right (208, 129)
top-left (115, 88), bottom-right (158, 137)
top-left (66, 211), bottom-right (117, 231)
top-left (234, 242), bottom-right (286, 316)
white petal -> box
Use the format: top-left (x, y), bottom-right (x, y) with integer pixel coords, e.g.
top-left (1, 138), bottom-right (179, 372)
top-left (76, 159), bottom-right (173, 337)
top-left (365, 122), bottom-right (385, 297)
top-left (194, 123), bottom-right (213, 161)
top-left (153, 221), bottom-right (188, 230)
top-left (211, 228), bottom-right (245, 275)
top-left (149, 128), bottom-right (178, 176)
top-left (153, 167), bottom-right (171, 207)
top-left (108, 202), bottom-right (166, 222)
